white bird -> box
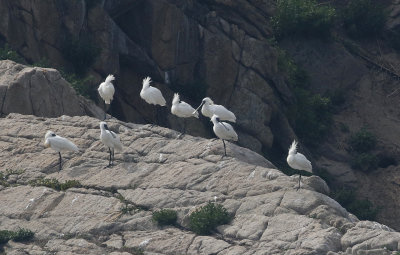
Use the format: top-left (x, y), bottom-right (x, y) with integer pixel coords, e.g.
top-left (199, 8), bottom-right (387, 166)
top-left (140, 76), bottom-right (166, 126)
top-left (211, 114), bottom-right (238, 157)
top-left (140, 76), bottom-right (166, 106)
top-left (286, 140), bottom-right (312, 190)
top-left (99, 122), bottom-right (123, 167)
top-left (171, 93), bottom-right (199, 135)
top-left (194, 97), bottom-right (236, 122)
top-left (44, 131), bottom-right (79, 171)
top-left (98, 74), bottom-right (115, 119)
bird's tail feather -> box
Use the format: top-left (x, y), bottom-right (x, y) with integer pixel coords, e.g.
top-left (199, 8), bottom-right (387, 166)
top-left (142, 76), bottom-right (151, 88)
top-left (105, 74), bottom-right (115, 83)
top-left (289, 140), bottom-right (297, 155)
top-left (172, 93), bottom-right (180, 105)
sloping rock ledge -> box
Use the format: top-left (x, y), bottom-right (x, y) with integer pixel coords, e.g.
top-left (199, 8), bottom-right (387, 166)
top-left (0, 114), bottom-right (399, 255)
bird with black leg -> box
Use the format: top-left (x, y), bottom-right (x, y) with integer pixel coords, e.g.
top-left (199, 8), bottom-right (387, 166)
top-left (194, 97), bottom-right (236, 123)
top-left (287, 140), bottom-right (312, 190)
top-left (98, 74), bottom-right (115, 120)
top-left (210, 114), bottom-right (238, 157)
top-left (44, 131), bottom-right (79, 171)
top-left (140, 76), bottom-right (166, 126)
top-left (99, 121), bottom-right (123, 167)
top-left (171, 93), bottom-right (199, 136)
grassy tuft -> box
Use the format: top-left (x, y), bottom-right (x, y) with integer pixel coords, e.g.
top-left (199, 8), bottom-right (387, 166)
top-left (332, 187), bottom-right (379, 221)
top-left (0, 228), bottom-right (34, 245)
top-left (0, 44), bottom-right (26, 64)
top-left (152, 209), bottom-right (177, 226)
top-left (271, 0), bottom-right (335, 39)
top-left (189, 202), bottom-right (232, 235)
top-left (29, 178), bottom-right (82, 191)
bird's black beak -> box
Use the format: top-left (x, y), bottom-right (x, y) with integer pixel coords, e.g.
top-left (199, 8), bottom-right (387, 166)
top-left (51, 133), bottom-right (56, 137)
top-left (104, 124), bottom-right (109, 130)
top-left (193, 101), bottom-right (204, 114)
top-left (220, 122), bottom-right (229, 130)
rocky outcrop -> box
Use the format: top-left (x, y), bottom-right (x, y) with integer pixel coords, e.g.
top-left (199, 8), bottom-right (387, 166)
top-left (0, 113), bottom-right (399, 254)
top-left (0, 60), bottom-right (103, 118)
top-left (0, 0), bottom-right (295, 155)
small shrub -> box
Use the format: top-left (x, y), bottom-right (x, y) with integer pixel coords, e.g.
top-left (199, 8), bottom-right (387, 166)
top-left (30, 178), bottom-right (81, 191)
top-left (350, 153), bottom-right (378, 172)
top-left (342, 0), bottom-right (387, 38)
top-left (60, 71), bottom-right (96, 100)
top-left (152, 209), bottom-right (177, 226)
top-left (271, 0), bottom-right (335, 39)
top-left (11, 228), bottom-right (34, 242)
top-left (289, 88), bottom-right (333, 147)
top-left (0, 44), bottom-right (25, 63)
top-left (120, 203), bottom-right (141, 215)
top-left (349, 128), bottom-right (377, 153)
top-left (332, 187), bottom-right (379, 221)
top-left (0, 230), bottom-right (12, 244)
top-left (346, 198), bottom-right (379, 221)
top-left (0, 228), bottom-right (34, 245)
top-left (189, 202), bottom-right (232, 235)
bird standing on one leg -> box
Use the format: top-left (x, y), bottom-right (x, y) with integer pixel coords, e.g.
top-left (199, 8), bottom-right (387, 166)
top-left (171, 93), bottom-right (199, 136)
top-left (194, 97), bottom-right (236, 123)
top-left (98, 74), bottom-right (115, 120)
top-left (44, 131), bottom-right (79, 171)
top-left (286, 140), bottom-right (312, 190)
top-left (99, 122), bottom-right (123, 167)
top-left (140, 77), bottom-right (166, 126)
top-left (210, 114), bottom-right (238, 157)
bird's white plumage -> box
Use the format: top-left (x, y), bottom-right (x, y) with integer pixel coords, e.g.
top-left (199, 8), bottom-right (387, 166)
top-left (140, 76), bottom-right (166, 106)
top-left (99, 122), bottom-right (123, 151)
top-left (44, 131), bottom-right (79, 152)
top-left (98, 74), bottom-right (115, 104)
top-left (198, 97), bottom-right (236, 122)
top-left (171, 93), bottom-right (199, 118)
top-left (287, 140), bottom-right (312, 173)
top-left (211, 114), bottom-right (238, 141)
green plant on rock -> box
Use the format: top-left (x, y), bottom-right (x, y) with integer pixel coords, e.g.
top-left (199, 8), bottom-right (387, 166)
top-left (271, 0), bottom-right (335, 39)
top-left (29, 178), bottom-right (81, 191)
top-left (349, 128), bottom-right (377, 153)
top-left (332, 187), bottom-right (379, 221)
top-left (189, 202), bottom-right (232, 235)
top-left (342, 0), bottom-right (387, 38)
top-left (289, 87), bottom-right (333, 148)
top-left (0, 44), bottom-right (25, 63)
top-left (60, 71), bottom-right (96, 100)
top-left (152, 209), bottom-right (177, 226)
top-left (0, 228), bottom-right (34, 245)
top-left (350, 153), bottom-right (378, 173)
top-left (348, 128), bottom-right (378, 172)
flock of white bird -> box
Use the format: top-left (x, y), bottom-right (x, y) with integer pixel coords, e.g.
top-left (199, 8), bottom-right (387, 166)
top-left (44, 75), bottom-right (312, 189)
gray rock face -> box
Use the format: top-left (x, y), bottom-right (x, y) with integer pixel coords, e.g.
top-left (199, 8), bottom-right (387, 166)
top-left (0, 114), bottom-right (399, 254)
top-left (0, 0), bottom-right (295, 156)
top-left (0, 60), bottom-right (103, 118)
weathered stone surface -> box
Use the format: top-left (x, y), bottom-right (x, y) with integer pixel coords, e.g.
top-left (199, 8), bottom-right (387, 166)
top-left (0, 0), bottom-right (296, 156)
top-left (0, 60), bottom-right (103, 119)
top-left (0, 113), bottom-right (399, 254)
